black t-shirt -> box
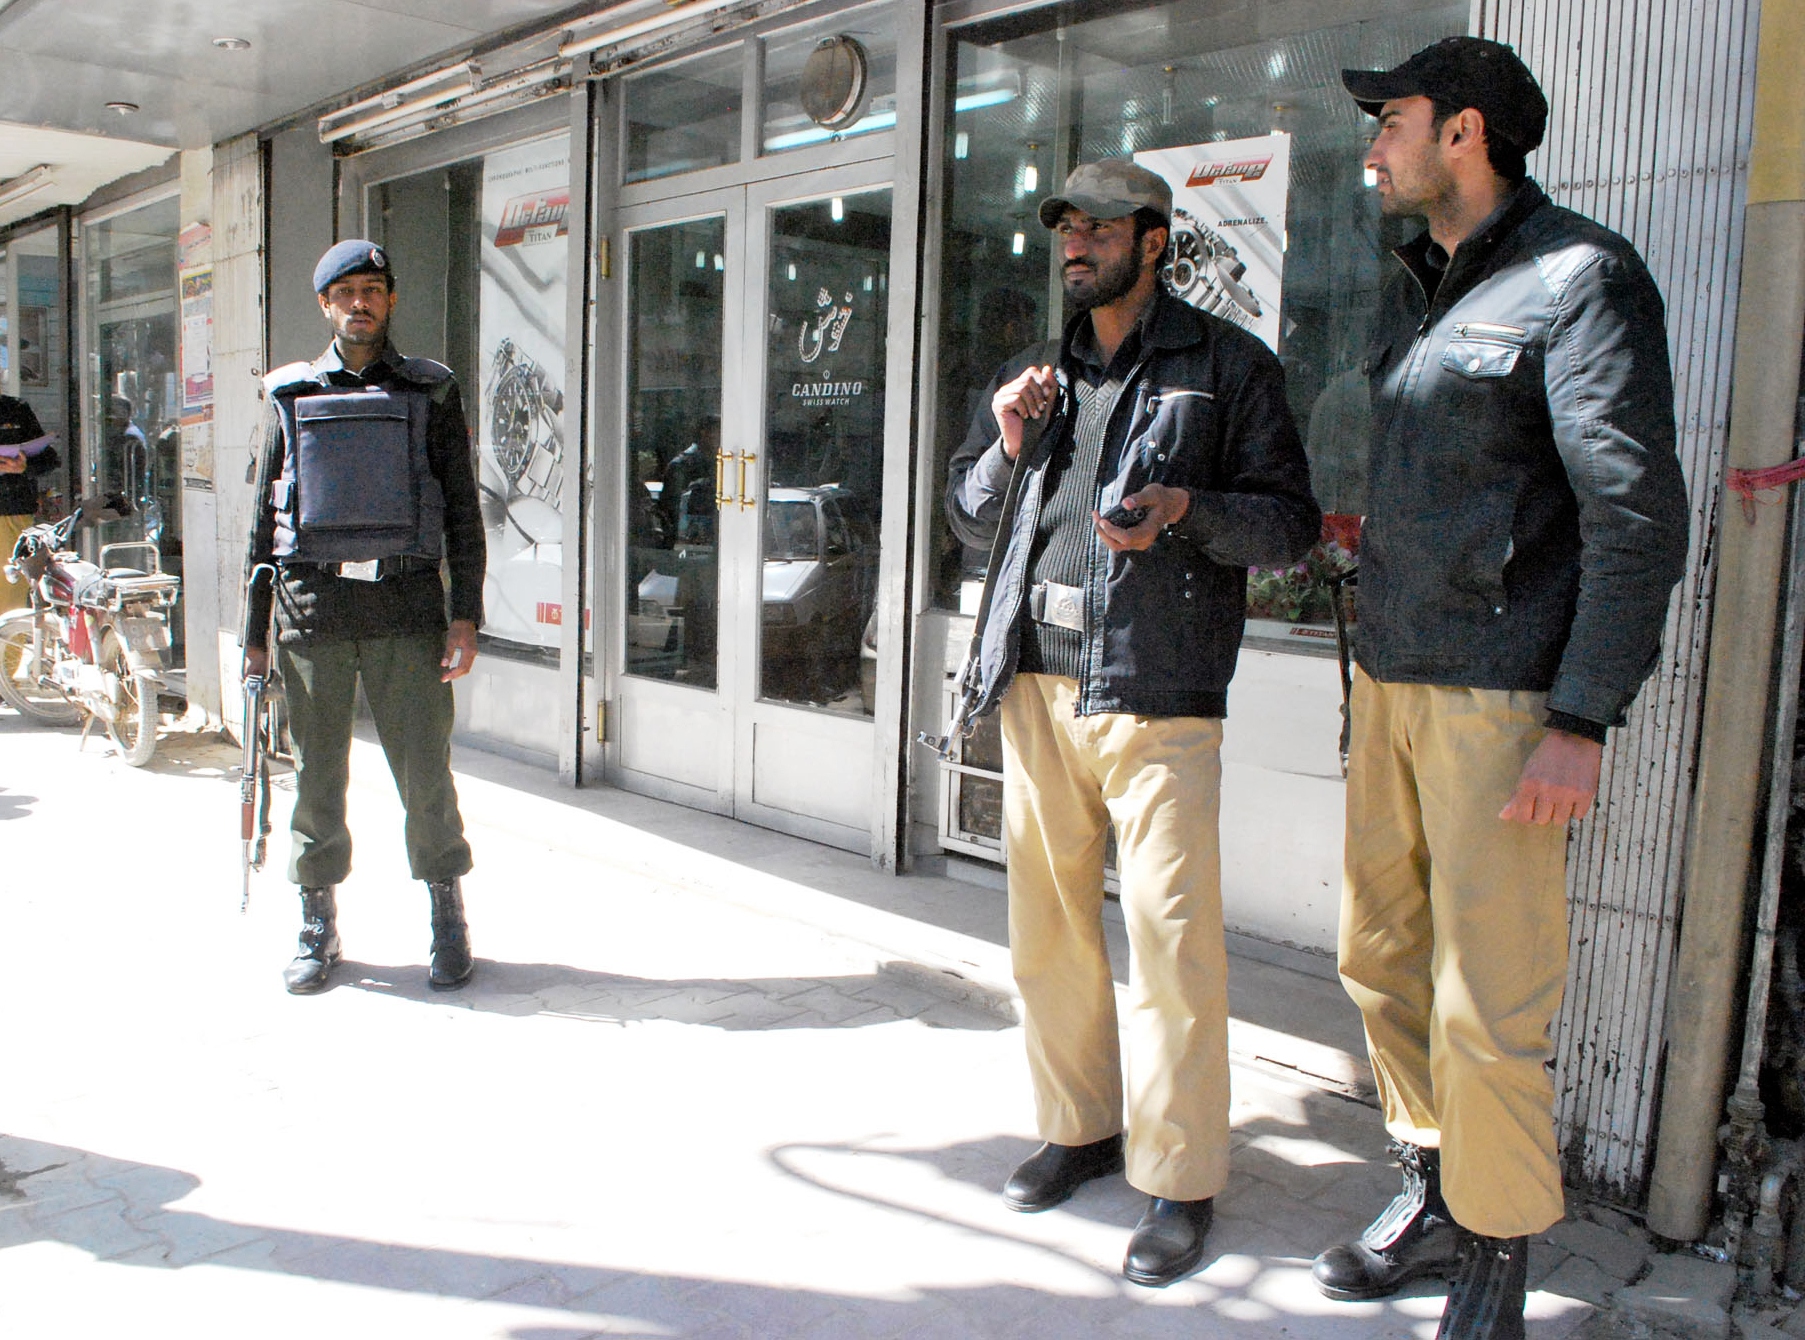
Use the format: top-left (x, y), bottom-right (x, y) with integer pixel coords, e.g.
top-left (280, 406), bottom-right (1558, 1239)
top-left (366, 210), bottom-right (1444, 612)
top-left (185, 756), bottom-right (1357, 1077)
top-left (0, 395), bottom-right (57, 517)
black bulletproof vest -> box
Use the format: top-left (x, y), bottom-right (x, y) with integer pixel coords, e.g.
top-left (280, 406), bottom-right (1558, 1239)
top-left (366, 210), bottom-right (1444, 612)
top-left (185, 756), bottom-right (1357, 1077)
top-left (267, 374), bottom-right (445, 564)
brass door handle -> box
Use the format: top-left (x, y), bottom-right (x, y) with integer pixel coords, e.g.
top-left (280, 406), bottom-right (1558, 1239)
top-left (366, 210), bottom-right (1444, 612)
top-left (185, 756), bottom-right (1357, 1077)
top-left (714, 449), bottom-right (733, 508)
top-left (738, 453), bottom-right (758, 510)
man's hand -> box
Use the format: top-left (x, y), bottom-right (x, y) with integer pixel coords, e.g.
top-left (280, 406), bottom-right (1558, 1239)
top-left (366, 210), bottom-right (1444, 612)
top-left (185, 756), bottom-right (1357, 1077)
top-left (243, 647), bottom-right (269, 681)
top-left (992, 365), bottom-right (1058, 460)
top-left (1094, 484), bottom-right (1192, 553)
top-left (0, 454), bottom-right (25, 475)
top-left (441, 619), bottom-right (478, 682)
top-left (1499, 729), bottom-right (1603, 825)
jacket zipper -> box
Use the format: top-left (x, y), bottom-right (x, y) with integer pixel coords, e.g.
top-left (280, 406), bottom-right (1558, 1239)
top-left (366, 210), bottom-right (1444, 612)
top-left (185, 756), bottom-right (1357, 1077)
top-left (1365, 254), bottom-right (1440, 680)
top-left (1373, 253), bottom-right (1435, 459)
top-left (1078, 348), bottom-right (1158, 715)
top-left (1451, 321), bottom-right (1527, 342)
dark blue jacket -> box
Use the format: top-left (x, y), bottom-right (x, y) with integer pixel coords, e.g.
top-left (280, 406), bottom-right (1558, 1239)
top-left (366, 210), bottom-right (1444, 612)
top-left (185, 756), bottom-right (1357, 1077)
top-left (946, 292), bottom-right (1320, 720)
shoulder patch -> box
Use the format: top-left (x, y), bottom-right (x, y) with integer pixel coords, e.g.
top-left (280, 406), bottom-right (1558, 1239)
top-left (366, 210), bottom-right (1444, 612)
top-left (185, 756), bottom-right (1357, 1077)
top-left (395, 356), bottom-right (454, 386)
top-left (262, 361), bottom-right (320, 397)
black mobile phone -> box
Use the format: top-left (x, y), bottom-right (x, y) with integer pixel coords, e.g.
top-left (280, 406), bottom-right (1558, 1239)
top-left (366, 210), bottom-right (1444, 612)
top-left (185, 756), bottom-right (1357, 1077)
top-left (1097, 472), bottom-right (1148, 528)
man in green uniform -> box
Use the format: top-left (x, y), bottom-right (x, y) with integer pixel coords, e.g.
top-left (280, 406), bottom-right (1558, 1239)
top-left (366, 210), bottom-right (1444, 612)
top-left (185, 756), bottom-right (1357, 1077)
top-left (243, 239), bottom-right (486, 995)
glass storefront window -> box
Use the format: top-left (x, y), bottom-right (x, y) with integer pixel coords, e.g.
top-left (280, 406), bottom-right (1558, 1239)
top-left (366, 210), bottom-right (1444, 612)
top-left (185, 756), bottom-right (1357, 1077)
top-left (624, 218), bottom-right (725, 689)
top-left (625, 47), bottom-right (745, 183)
top-left (760, 190), bottom-right (890, 715)
top-left (760, 6), bottom-right (898, 155)
top-left (82, 196), bottom-right (182, 614)
top-left (0, 224), bottom-right (69, 518)
top-left (371, 133), bottom-right (574, 665)
top-left (929, 0), bottom-right (1465, 650)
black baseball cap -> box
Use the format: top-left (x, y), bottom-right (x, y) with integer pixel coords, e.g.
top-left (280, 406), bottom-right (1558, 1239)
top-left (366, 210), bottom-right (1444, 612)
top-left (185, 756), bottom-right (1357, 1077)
top-left (1341, 37), bottom-right (1547, 153)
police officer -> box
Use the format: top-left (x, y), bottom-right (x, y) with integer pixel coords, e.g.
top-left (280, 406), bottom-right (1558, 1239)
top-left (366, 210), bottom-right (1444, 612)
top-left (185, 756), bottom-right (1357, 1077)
top-left (243, 239), bottom-right (486, 995)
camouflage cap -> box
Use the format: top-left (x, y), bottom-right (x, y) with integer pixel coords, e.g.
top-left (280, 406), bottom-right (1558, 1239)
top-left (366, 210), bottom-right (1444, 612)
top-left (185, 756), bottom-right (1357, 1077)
top-left (1038, 159), bottom-right (1172, 229)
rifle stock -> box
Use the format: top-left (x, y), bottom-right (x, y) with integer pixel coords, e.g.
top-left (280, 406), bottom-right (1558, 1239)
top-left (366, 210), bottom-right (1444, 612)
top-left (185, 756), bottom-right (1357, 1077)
top-left (917, 374), bottom-right (1060, 763)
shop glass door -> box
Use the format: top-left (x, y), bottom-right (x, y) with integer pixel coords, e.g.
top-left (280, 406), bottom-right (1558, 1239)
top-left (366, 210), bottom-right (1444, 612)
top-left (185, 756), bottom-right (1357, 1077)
top-left (613, 174), bottom-right (892, 849)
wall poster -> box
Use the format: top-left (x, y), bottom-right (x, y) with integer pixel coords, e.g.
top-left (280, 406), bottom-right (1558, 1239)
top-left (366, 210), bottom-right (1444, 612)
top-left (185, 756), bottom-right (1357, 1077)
top-left (476, 135), bottom-right (571, 653)
top-left (176, 223), bottom-right (215, 491)
top-left (1136, 133), bottom-right (1292, 354)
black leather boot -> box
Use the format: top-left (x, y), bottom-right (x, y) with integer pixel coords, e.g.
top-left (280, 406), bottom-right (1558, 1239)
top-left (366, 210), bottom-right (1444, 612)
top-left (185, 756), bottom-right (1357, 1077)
top-left (1435, 1231), bottom-right (1528, 1340)
top-left (1313, 1140), bottom-right (1461, 1300)
top-left (426, 877), bottom-right (473, 990)
top-left (283, 885), bottom-right (341, 995)
top-left (1002, 1134), bottom-right (1124, 1212)
top-left (1123, 1196), bottom-right (1215, 1286)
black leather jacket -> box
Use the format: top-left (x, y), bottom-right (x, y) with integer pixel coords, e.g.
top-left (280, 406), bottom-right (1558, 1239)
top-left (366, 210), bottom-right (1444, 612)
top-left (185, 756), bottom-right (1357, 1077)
top-left (946, 292), bottom-right (1320, 721)
top-left (1358, 181), bottom-right (1690, 729)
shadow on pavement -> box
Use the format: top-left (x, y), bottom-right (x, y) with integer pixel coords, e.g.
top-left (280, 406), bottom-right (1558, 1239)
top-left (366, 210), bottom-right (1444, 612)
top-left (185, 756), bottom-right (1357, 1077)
top-left (337, 958), bottom-right (1012, 1031)
top-left (0, 783), bottom-right (38, 820)
top-left (0, 1134), bottom-right (1463, 1338)
top-left (0, 710), bottom-right (244, 786)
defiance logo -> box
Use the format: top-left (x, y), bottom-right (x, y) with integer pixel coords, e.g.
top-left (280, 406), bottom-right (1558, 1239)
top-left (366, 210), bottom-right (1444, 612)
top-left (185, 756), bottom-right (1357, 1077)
top-left (1186, 156), bottom-right (1272, 187)
top-left (495, 188), bottom-right (571, 247)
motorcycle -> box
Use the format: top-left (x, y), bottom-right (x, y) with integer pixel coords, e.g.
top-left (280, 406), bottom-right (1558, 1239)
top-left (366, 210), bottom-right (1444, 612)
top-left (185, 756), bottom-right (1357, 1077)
top-left (0, 498), bottom-right (181, 766)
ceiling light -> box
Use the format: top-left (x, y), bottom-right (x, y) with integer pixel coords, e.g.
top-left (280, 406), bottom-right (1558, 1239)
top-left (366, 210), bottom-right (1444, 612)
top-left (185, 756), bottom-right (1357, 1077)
top-left (320, 61), bottom-right (478, 136)
top-left (0, 165), bottom-right (56, 210)
top-left (211, 36), bottom-right (251, 51)
top-left (105, 101), bottom-right (139, 115)
top-left (560, 0), bottom-right (746, 60)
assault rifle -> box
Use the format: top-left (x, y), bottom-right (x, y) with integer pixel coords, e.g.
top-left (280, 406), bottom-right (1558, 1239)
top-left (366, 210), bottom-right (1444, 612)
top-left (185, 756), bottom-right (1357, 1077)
top-left (917, 377), bottom-right (1061, 760)
top-left (239, 563), bottom-right (277, 910)
top-left (1329, 566), bottom-right (1358, 778)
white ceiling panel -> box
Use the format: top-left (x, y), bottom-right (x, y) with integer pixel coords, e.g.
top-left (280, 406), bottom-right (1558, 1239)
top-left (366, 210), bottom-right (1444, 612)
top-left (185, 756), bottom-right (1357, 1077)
top-left (0, 0), bottom-right (588, 150)
top-left (0, 124), bottom-right (174, 228)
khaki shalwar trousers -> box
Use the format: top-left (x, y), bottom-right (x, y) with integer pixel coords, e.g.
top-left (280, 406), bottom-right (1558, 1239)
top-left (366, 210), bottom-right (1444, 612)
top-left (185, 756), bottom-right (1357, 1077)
top-left (1340, 669), bottom-right (1571, 1238)
top-left (0, 515), bottom-right (31, 613)
top-left (1000, 673), bottom-right (1231, 1202)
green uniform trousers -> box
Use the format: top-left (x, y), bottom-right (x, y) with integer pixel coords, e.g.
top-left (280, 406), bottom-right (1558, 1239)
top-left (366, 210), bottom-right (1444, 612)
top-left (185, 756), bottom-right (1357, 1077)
top-left (1000, 673), bottom-right (1231, 1203)
top-left (278, 633), bottom-right (472, 888)
top-left (1340, 669), bottom-right (1570, 1239)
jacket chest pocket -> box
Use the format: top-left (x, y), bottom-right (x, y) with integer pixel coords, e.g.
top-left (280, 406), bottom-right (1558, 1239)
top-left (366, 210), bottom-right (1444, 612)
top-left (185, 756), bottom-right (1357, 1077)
top-left (1126, 387), bottom-right (1217, 482)
top-left (1440, 323), bottom-right (1527, 380)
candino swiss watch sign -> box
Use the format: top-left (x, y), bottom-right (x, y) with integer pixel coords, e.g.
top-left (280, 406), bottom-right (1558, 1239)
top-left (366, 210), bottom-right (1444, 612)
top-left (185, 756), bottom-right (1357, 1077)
top-left (789, 283), bottom-right (867, 407)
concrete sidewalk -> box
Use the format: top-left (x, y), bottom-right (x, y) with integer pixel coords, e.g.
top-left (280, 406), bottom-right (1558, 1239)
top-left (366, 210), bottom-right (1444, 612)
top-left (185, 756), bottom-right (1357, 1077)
top-left (0, 711), bottom-right (1753, 1338)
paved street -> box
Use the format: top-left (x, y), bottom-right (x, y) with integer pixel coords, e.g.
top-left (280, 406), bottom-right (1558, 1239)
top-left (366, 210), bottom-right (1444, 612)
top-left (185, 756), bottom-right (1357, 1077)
top-left (0, 708), bottom-right (1665, 1337)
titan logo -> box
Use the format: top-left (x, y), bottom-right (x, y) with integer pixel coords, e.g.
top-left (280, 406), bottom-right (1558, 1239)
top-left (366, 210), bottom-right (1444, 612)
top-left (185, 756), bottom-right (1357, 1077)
top-left (1186, 156), bottom-right (1272, 187)
top-left (496, 189), bottom-right (571, 247)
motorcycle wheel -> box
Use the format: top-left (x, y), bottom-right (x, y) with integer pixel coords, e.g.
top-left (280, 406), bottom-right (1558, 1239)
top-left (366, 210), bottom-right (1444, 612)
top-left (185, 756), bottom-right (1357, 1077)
top-left (0, 622), bottom-right (82, 726)
top-left (99, 631), bottom-right (159, 766)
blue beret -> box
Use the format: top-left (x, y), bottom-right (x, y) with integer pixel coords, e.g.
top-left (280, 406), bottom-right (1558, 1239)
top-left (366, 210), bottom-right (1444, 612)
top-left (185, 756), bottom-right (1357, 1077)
top-left (313, 239), bottom-right (392, 293)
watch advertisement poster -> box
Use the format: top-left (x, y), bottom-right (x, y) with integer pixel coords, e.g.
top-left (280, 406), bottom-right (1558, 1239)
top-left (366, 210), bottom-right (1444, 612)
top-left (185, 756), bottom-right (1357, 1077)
top-left (477, 134), bottom-right (571, 653)
top-left (1135, 133), bottom-right (1292, 354)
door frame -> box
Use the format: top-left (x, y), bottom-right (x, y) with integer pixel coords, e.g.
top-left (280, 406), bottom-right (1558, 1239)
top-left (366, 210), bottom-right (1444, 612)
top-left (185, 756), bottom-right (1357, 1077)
top-left (585, 0), bottom-right (929, 863)
top-left (597, 164), bottom-right (899, 852)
